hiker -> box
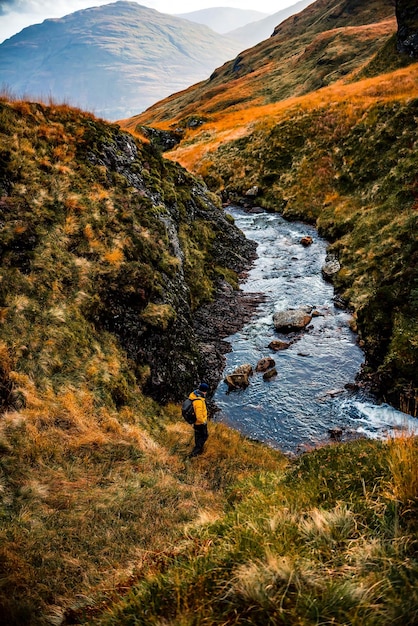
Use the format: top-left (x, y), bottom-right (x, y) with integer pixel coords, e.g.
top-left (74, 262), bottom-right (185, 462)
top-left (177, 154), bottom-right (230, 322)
top-left (189, 382), bottom-right (209, 457)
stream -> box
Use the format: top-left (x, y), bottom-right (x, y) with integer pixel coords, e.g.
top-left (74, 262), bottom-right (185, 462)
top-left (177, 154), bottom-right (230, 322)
top-left (213, 207), bottom-right (418, 454)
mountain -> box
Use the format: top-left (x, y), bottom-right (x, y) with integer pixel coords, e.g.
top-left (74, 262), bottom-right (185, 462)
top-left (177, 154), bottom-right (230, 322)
top-left (227, 0), bottom-right (315, 49)
top-left (0, 1), bottom-right (243, 121)
top-left (123, 0), bottom-right (418, 414)
top-left (177, 7), bottom-right (267, 34)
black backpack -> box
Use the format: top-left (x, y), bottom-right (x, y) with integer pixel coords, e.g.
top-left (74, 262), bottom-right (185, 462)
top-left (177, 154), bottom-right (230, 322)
top-left (182, 398), bottom-right (197, 424)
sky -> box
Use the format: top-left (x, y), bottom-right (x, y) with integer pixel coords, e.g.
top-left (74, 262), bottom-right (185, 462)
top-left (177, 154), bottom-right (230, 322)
top-left (0, 0), bottom-right (299, 43)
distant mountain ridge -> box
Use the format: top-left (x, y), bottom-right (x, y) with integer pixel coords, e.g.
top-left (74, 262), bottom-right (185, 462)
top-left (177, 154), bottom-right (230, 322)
top-left (177, 7), bottom-right (267, 34)
top-left (227, 0), bottom-right (315, 48)
top-left (0, 1), bottom-right (243, 120)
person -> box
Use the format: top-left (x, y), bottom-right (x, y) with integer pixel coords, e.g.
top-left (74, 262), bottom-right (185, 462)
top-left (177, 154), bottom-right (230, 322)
top-left (189, 382), bottom-right (209, 457)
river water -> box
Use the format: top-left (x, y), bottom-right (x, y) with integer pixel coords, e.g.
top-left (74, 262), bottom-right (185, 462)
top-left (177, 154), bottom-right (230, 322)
top-left (213, 207), bottom-right (418, 454)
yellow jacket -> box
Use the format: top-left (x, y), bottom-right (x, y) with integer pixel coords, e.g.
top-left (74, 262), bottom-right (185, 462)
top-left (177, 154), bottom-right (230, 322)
top-left (189, 391), bottom-right (208, 425)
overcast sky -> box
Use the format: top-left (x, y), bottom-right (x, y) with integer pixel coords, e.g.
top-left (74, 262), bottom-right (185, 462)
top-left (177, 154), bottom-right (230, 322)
top-left (0, 1), bottom-right (299, 42)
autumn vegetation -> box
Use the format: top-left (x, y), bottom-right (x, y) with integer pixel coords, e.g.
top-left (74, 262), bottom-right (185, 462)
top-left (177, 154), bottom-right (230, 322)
top-left (1, 1), bottom-right (418, 624)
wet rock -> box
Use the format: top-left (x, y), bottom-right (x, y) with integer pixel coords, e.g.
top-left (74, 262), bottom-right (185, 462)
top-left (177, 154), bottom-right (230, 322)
top-left (300, 236), bottom-right (313, 247)
top-left (329, 427), bottom-right (343, 441)
top-left (333, 295), bottom-right (348, 310)
top-left (273, 306), bottom-right (313, 332)
top-left (268, 340), bottom-right (292, 351)
top-left (256, 357), bottom-right (276, 372)
top-left (224, 363), bottom-right (254, 391)
top-left (235, 363), bottom-right (254, 377)
top-left (263, 368), bottom-right (278, 381)
top-left (224, 373), bottom-right (250, 391)
top-left (321, 254), bottom-right (341, 282)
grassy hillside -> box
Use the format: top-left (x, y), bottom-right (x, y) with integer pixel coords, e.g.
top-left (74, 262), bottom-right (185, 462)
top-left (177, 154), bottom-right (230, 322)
top-left (0, 98), bottom-right (417, 626)
top-left (1, 1), bottom-right (418, 623)
top-left (0, 96), bottom-right (259, 405)
top-left (94, 436), bottom-right (418, 626)
top-left (0, 96), bottom-right (281, 623)
top-left (123, 0), bottom-right (395, 128)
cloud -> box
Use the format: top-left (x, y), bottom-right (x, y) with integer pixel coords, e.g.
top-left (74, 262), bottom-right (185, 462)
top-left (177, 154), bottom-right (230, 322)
top-left (0, 1), bottom-right (110, 16)
top-left (0, 1), bottom-right (113, 40)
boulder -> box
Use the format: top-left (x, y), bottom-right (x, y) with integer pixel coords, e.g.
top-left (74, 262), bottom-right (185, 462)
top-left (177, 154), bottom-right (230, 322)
top-left (273, 306), bottom-right (313, 332)
top-left (233, 363), bottom-right (254, 377)
top-left (321, 254), bottom-right (340, 282)
top-left (300, 236), bottom-right (313, 247)
top-left (224, 363), bottom-right (253, 391)
top-left (263, 368), bottom-right (278, 381)
top-left (268, 340), bottom-right (291, 351)
top-left (224, 373), bottom-right (250, 391)
top-left (256, 357), bottom-right (276, 372)
top-left (245, 185), bottom-right (259, 197)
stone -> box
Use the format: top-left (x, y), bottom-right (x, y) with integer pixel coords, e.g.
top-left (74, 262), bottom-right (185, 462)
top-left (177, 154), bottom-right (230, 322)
top-left (224, 363), bottom-right (254, 391)
top-left (245, 185), bottom-right (259, 197)
top-left (321, 254), bottom-right (341, 282)
top-left (224, 373), bottom-right (250, 391)
top-left (300, 236), bottom-right (313, 247)
top-left (234, 363), bottom-right (254, 377)
top-left (268, 340), bottom-right (291, 351)
top-left (273, 306), bottom-right (313, 332)
top-left (256, 357), bottom-right (276, 372)
top-left (263, 368), bottom-right (278, 381)
top-left (329, 428), bottom-right (343, 441)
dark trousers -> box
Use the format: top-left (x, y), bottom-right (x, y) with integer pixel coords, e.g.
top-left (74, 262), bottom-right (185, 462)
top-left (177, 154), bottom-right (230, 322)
top-left (191, 423), bottom-right (208, 456)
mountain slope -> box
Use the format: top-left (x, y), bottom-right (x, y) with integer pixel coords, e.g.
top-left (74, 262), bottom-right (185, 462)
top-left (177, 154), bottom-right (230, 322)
top-left (0, 1), bottom-right (243, 120)
top-left (0, 98), bottom-right (257, 406)
top-left (124, 0), bottom-right (396, 127)
top-left (177, 7), bottom-right (267, 34)
top-left (123, 0), bottom-right (418, 415)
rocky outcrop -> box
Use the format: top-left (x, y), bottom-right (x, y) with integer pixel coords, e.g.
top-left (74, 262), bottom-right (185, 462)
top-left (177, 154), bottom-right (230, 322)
top-left (139, 126), bottom-right (183, 152)
top-left (83, 125), bottom-right (260, 403)
top-left (273, 306), bottom-right (313, 332)
top-left (396, 0), bottom-right (418, 57)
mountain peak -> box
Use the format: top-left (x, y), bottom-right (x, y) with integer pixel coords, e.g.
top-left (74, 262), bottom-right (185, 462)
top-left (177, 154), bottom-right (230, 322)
top-left (0, 1), bottom-right (243, 120)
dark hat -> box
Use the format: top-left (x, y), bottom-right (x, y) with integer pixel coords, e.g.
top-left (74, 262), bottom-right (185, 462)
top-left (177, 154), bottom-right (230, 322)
top-left (199, 382), bottom-right (209, 392)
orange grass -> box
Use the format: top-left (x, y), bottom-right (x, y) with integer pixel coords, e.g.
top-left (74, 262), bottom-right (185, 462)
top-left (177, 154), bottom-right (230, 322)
top-left (165, 64), bottom-right (418, 172)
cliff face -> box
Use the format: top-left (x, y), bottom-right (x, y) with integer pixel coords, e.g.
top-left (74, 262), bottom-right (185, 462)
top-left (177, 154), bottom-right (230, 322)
top-left (396, 0), bottom-right (418, 56)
